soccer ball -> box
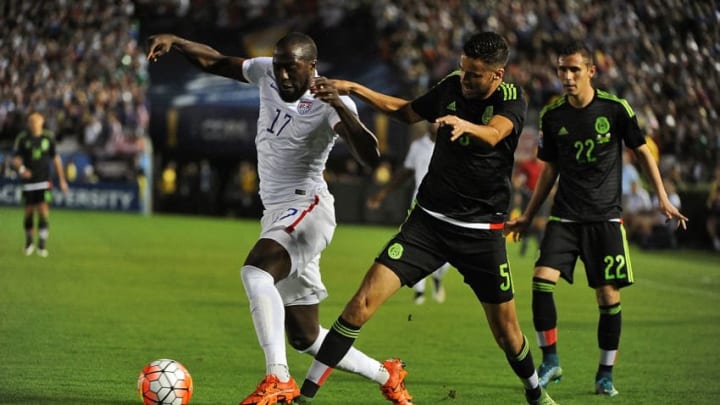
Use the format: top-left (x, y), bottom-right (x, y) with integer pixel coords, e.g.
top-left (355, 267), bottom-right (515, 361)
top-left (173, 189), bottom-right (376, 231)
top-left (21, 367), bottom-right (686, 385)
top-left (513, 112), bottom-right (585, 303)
top-left (137, 359), bottom-right (193, 405)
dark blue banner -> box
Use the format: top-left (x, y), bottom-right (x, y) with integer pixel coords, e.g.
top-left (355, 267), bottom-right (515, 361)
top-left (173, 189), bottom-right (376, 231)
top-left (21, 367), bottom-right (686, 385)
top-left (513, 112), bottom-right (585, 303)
top-left (0, 180), bottom-right (141, 212)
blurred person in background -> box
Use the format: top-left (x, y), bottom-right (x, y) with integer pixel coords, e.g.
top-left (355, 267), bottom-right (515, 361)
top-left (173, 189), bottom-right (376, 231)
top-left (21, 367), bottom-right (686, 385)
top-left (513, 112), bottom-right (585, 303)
top-left (707, 164), bottom-right (720, 251)
top-left (512, 146), bottom-right (547, 256)
top-left (622, 179), bottom-right (653, 243)
top-left (11, 112), bottom-right (69, 257)
top-left (629, 179), bottom-right (683, 249)
top-left (506, 41), bottom-right (687, 398)
top-left (366, 122), bottom-right (449, 305)
top-left (146, 31), bottom-right (414, 405)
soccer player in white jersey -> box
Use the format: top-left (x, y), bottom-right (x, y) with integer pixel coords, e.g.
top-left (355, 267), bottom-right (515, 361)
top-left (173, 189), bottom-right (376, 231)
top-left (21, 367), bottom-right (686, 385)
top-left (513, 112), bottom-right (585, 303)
top-left (146, 32), bottom-right (414, 405)
top-left (366, 122), bottom-right (450, 305)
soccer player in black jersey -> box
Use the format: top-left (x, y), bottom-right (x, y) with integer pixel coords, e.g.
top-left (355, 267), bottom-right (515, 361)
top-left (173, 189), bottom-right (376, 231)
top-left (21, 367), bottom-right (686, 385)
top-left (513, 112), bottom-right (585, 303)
top-left (295, 32), bottom-right (556, 405)
top-left (12, 112), bottom-right (69, 257)
top-left (506, 41), bottom-right (687, 398)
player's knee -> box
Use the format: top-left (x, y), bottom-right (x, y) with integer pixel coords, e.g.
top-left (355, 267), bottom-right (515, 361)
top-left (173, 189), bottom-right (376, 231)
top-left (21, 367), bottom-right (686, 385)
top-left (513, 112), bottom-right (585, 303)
top-left (287, 330), bottom-right (317, 351)
top-left (595, 285), bottom-right (620, 305)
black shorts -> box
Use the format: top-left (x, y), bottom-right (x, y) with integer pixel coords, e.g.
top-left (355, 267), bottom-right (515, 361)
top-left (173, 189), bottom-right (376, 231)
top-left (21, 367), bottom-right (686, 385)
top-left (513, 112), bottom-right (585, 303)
top-left (22, 189), bottom-right (52, 205)
top-left (375, 207), bottom-right (514, 304)
top-left (536, 220), bottom-right (634, 289)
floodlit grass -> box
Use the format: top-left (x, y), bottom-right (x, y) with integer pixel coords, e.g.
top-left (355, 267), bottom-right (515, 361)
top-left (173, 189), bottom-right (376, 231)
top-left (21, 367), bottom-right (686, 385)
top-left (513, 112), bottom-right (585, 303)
top-left (1, 207), bottom-right (719, 404)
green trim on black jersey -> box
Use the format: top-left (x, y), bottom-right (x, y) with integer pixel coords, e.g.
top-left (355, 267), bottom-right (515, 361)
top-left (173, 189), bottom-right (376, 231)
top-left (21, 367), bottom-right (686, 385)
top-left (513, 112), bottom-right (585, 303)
top-left (596, 89), bottom-right (635, 117)
top-left (538, 95), bottom-right (567, 126)
top-left (498, 82), bottom-right (519, 101)
top-left (432, 70), bottom-right (461, 89)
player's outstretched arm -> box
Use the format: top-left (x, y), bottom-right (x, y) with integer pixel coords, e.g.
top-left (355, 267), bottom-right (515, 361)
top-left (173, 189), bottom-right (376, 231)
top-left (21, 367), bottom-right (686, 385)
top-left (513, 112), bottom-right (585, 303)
top-left (330, 79), bottom-right (422, 124)
top-left (146, 34), bottom-right (247, 82)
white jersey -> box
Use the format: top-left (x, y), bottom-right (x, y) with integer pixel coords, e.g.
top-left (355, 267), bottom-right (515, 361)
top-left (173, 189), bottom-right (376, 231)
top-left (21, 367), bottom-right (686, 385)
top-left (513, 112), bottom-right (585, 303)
top-left (243, 57), bottom-right (359, 207)
top-left (403, 134), bottom-right (434, 200)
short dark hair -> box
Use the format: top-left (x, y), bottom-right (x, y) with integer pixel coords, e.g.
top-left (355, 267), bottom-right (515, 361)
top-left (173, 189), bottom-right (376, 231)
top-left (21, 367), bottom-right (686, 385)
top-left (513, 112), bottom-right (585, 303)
top-left (275, 32), bottom-right (317, 62)
top-left (463, 32), bottom-right (509, 67)
top-left (557, 41), bottom-right (594, 65)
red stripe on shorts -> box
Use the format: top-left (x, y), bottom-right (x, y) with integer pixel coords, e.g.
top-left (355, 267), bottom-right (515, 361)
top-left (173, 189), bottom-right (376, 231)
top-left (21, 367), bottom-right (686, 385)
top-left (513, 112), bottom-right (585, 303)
top-left (285, 194), bottom-right (320, 234)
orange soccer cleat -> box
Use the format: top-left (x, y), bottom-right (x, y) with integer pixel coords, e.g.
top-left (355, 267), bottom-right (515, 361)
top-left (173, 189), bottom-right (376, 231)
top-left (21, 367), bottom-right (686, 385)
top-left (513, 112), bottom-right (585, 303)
top-left (380, 359), bottom-right (414, 405)
top-left (239, 375), bottom-right (300, 405)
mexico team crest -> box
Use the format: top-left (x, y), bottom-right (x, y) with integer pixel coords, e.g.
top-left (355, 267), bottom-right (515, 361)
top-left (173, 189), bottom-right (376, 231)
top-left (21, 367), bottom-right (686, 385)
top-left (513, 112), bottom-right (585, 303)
top-left (297, 100), bottom-right (313, 115)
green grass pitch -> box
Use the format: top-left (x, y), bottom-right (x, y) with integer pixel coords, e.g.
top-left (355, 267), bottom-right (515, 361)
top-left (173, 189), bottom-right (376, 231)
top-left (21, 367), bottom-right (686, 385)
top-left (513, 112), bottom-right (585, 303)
top-left (1, 207), bottom-right (719, 404)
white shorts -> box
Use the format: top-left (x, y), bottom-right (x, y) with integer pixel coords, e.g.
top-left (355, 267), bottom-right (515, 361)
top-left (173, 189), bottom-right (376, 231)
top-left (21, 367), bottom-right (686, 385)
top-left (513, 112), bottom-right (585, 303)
top-left (260, 190), bottom-right (336, 306)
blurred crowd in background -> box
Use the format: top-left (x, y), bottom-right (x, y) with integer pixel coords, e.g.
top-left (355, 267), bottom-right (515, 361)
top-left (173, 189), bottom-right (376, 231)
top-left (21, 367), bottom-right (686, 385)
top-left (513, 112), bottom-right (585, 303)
top-left (371, 0), bottom-right (719, 186)
top-left (1, 0), bottom-right (719, 248)
top-left (0, 0), bottom-right (149, 182)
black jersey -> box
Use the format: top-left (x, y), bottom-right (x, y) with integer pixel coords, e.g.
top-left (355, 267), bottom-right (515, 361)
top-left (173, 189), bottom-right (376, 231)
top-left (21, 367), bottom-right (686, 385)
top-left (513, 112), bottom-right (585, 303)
top-left (411, 72), bottom-right (527, 223)
top-left (538, 89), bottom-right (645, 221)
top-left (12, 130), bottom-right (58, 185)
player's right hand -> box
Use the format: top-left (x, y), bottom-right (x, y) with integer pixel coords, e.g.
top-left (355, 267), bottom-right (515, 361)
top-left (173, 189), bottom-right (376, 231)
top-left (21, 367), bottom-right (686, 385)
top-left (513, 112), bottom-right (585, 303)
top-left (504, 215), bottom-right (530, 242)
top-left (146, 34), bottom-right (175, 62)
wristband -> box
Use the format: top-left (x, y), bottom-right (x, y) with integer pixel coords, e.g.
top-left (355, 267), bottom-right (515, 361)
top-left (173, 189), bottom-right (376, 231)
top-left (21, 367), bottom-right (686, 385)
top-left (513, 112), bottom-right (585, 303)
top-left (18, 165), bottom-right (26, 174)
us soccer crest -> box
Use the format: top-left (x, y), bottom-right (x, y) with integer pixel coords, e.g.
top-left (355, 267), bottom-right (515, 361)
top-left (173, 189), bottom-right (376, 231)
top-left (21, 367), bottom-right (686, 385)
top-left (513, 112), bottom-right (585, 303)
top-left (297, 100), bottom-right (313, 115)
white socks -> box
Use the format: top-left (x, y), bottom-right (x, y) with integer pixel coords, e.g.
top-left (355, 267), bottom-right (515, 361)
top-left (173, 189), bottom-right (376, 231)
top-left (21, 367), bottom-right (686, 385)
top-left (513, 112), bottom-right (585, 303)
top-left (300, 326), bottom-right (389, 385)
top-left (241, 265), bottom-right (290, 382)
top-left (241, 265), bottom-right (389, 385)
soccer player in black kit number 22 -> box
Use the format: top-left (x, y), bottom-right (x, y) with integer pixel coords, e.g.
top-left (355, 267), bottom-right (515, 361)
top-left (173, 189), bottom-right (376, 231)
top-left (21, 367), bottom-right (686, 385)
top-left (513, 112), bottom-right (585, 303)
top-left (506, 41), bottom-right (687, 398)
top-left (294, 32), bottom-right (557, 405)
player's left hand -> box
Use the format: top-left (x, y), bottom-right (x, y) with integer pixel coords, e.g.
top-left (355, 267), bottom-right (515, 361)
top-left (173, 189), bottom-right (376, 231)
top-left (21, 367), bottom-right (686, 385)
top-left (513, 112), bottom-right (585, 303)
top-left (310, 76), bottom-right (343, 107)
top-left (436, 115), bottom-right (469, 141)
top-left (659, 200), bottom-right (688, 230)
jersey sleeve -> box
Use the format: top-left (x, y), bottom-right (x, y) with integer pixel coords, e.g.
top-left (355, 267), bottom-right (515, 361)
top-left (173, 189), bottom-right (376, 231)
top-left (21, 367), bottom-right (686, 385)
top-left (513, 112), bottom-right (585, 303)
top-left (537, 115), bottom-right (557, 162)
top-left (327, 95), bottom-right (359, 131)
top-left (494, 85), bottom-right (527, 135)
top-left (48, 134), bottom-right (57, 157)
top-left (617, 102), bottom-right (646, 149)
top-left (410, 80), bottom-right (446, 122)
top-left (242, 57), bottom-right (273, 85)
top-left (11, 133), bottom-right (25, 157)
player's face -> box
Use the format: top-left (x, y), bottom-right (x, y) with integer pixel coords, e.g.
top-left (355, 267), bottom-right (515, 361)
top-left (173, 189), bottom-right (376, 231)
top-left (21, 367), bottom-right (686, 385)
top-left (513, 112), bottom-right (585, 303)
top-left (557, 52), bottom-right (595, 97)
top-left (27, 113), bottom-right (44, 136)
top-left (459, 54), bottom-right (503, 100)
top-left (272, 47), bottom-right (315, 102)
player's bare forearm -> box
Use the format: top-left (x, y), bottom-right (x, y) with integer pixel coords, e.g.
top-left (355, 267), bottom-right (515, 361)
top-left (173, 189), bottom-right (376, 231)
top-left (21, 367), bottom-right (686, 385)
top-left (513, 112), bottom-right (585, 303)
top-left (632, 145), bottom-right (688, 227)
top-left (147, 34), bottom-right (246, 81)
top-left (335, 106), bottom-right (380, 168)
top-left (633, 145), bottom-right (669, 200)
top-left (523, 163), bottom-right (557, 220)
top-left (54, 156), bottom-right (69, 192)
top-left (332, 80), bottom-right (421, 124)
top-left (310, 77), bottom-right (379, 167)
top-left (436, 114), bottom-right (512, 146)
